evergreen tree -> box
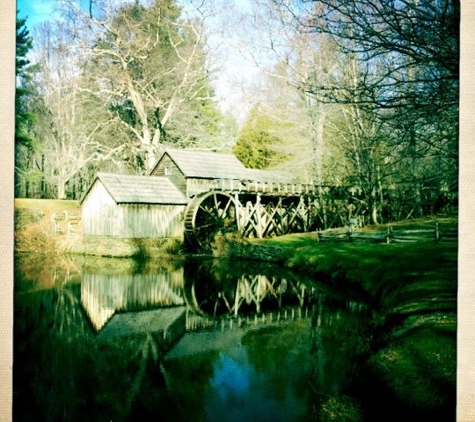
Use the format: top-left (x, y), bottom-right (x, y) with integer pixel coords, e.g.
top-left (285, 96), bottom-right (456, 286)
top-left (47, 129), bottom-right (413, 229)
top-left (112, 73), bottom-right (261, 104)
top-left (15, 12), bottom-right (38, 149)
top-left (233, 104), bottom-right (289, 169)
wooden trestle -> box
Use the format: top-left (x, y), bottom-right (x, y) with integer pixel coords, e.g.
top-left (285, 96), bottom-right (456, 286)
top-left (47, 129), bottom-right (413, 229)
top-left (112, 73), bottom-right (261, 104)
top-left (183, 180), bottom-right (321, 251)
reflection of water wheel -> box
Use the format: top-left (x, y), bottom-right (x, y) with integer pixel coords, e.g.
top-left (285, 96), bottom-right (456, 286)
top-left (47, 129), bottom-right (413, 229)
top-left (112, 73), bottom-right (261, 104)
top-left (183, 260), bottom-right (238, 316)
top-left (184, 191), bottom-right (238, 251)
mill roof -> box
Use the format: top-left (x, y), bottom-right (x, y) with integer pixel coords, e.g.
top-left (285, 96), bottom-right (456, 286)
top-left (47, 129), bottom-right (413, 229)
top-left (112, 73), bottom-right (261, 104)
top-left (151, 148), bottom-right (250, 179)
top-left (80, 172), bottom-right (188, 205)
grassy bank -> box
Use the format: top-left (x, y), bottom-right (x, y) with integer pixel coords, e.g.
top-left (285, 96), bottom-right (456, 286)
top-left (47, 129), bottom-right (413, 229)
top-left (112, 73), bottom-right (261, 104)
top-left (14, 198), bottom-right (182, 257)
top-left (14, 198), bottom-right (81, 253)
top-left (222, 231), bottom-right (457, 419)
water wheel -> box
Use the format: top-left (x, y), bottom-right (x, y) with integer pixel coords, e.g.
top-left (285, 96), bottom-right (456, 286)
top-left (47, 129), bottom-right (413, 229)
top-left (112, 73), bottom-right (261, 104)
top-left (184, 191), bottom-right (238, 251)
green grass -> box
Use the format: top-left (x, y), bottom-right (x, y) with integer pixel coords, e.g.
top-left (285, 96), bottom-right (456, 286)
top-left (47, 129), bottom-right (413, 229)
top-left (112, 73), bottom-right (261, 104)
top-left (258, 235), bottom-right (456, 295)
top-left (247, 228), bottom-right (457, 418)
top-left (15, 198), bottom-right (80, 216)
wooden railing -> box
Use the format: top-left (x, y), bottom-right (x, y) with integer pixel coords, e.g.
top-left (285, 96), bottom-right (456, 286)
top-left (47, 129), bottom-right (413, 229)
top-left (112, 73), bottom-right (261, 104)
top-left (187, 178), bottom-right (318, 198)
top-left (317, 222), bottom-right (458, 244)
top-left (185, 306), bottom-right (313, 332)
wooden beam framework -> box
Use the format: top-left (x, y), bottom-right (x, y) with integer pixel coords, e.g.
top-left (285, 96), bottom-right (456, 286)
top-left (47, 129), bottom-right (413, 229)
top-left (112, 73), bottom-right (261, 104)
top-left (235, 193), bottom-right (311, 239)
top-left (183, 186), bottom-right (356, 251)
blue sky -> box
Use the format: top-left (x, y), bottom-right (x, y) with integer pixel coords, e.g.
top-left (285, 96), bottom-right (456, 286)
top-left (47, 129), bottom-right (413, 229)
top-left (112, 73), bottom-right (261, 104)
top-left (16, 0), bottom-right (253, 29)
top-left (16, 0), bottom-right (59, 28)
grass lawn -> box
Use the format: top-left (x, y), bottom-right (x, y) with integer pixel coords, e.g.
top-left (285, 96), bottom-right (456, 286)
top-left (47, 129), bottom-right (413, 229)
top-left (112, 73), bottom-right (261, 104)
top-left (14, 198), bottom-right (80, 217)
top-left (246, 227), bottom-right (457, 418)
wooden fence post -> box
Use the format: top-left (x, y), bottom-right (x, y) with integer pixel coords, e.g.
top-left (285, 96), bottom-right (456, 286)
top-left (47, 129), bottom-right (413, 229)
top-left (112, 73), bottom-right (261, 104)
top-left (386, 226), bottom-right (392, 244)
top-left (51, 213), bottom-right (57, 234)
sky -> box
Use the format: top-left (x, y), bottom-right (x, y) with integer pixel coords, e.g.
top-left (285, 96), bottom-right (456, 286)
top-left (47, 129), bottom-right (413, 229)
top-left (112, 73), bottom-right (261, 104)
top-left (16, 0), bottom-right (59, 28)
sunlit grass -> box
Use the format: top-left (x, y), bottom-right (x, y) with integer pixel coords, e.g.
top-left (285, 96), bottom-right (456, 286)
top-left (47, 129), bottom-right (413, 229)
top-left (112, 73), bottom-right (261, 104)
top-left (15, 198), bottom-right (80, 216)
top-left (241, 224), bottom-right (457, 417)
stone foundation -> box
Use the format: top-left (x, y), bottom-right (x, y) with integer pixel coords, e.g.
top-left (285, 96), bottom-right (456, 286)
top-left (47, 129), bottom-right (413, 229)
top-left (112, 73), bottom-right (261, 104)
top-left (59, 235), bottom-right (183, 258)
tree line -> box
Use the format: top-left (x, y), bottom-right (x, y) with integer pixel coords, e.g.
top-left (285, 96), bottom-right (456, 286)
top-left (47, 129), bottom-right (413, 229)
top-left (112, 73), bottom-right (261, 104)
top-left (16, 0), bottom-right (458, 225)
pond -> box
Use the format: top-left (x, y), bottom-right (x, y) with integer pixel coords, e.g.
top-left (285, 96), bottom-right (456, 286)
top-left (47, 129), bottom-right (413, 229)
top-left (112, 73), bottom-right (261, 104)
top-left (13, 253), bottom-right (454, 422)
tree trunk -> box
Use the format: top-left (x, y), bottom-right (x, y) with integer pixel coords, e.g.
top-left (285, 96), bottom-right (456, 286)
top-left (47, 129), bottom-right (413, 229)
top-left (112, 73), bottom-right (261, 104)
top-left (57, 180), bottom-right (66, 200)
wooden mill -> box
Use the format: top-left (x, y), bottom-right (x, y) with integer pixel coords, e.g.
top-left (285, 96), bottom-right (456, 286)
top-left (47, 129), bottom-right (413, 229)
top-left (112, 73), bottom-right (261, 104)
top-left (81, 148), bottom-right (332, 252)
top-left (149, 148), bottom-right (320, 251)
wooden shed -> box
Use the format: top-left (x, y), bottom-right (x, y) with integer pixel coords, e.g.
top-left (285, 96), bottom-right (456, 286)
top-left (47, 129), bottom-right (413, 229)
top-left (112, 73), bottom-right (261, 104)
top-left (149, 148), bottom-right (253, 197)
top-left (80, 172), bottom-right (188, 238)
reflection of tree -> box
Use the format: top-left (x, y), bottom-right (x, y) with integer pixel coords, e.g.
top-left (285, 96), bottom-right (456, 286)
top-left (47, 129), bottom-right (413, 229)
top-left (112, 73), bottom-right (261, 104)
top-left (15, 253), bottom-right (82, 291)
top-left (14, 284), bottom-right (93, 421)
top-left (123, 333), bottom-right (160, 412)
top-left (15, 264), bottom-right (175, 421)
top-left (15, 285), bottom-right (174, 420)
top-left (160, 352), bottom-right (219, 422)
top-left (304, 295), bottom-right (372, 421)
top-left (53, 282), bottom-right (86, 337)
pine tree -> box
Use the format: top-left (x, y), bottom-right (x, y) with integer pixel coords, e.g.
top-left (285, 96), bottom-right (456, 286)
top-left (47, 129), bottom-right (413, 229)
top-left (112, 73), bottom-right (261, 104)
top-left (15, 12), bottom-right (38, 148)
top-left (233, 104), bottom-right (289, 169)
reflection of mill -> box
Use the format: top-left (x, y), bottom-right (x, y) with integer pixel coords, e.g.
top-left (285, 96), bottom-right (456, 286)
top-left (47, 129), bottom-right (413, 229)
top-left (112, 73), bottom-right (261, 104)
top-left (182, 258), bottom-right (317, 332)
top-left (81, 270), bottom-right (185, 332)
top-left (185, 273), bottom-right (309, 318)
top-left (80, 261), bottom-right (316, 347)
top-left (185, 302), bottom-right (314, 332)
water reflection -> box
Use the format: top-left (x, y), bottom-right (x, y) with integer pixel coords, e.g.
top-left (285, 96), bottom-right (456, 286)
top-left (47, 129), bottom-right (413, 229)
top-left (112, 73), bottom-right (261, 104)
top-left (184, 260), bottom-right (309, 316)
top-left (82, 270), bottom-right (185, 330)
top-left (80, 258), bottom-right (322, 338)
top-left (14, 253), bottom-right (374, 422)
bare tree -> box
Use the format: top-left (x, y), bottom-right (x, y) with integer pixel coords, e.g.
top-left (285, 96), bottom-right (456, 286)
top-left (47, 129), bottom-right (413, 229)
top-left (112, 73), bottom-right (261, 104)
top-left (62, 0), bottom-right (226, 172)
top-left (232, 0), bottom-right (458, 221)
top-left (280, 0), bottom-right (460, 205)
top-left (32, 21), bottom-right (124, 199)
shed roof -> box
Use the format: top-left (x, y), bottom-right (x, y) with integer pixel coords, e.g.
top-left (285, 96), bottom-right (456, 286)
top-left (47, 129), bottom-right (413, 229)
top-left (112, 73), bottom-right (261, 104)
top-left (81, 172), bottom-right (188, 205)
top-left (151, 148), bottom-right (250, 179)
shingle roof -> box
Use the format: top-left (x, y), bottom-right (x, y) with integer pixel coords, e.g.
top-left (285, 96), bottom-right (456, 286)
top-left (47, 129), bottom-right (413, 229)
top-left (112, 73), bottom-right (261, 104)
top-left (82, 173), bottom-right (188, 205)
top-left (152, 148), bottom-right (250, 179)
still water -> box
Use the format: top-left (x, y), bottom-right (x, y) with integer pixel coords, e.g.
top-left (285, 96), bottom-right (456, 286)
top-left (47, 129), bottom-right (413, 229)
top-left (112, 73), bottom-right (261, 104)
top-left (14, 253), bottom-right (387, 421)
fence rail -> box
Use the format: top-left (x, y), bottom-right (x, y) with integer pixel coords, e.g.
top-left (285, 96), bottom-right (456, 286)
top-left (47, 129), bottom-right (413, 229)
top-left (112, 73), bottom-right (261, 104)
top-left (317, 222), bottom-right (457, 244)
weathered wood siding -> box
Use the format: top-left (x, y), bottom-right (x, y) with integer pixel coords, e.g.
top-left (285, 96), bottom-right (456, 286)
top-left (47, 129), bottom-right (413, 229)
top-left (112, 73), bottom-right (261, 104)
top-left (118, 204), bottom-right (185, 238)
top-left (82, 180), bottom-right (120, 236)
top-left (82, 180), bottom-right (185, 238)
top-left (186, 178), bottom-right (235, 197)
top-left (150, 155), bottom-right (187, 195)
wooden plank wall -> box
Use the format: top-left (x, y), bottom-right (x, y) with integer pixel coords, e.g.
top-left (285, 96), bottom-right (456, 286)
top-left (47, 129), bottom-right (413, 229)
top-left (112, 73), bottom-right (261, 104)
top-left (119, 204), bottom-right (185, 238)
top-left (82, 181), bottom-right (119, 236)
top-left (82, 181), bottom-right (185, 238)
top-left (150, 155), bottom-right (187, 194)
